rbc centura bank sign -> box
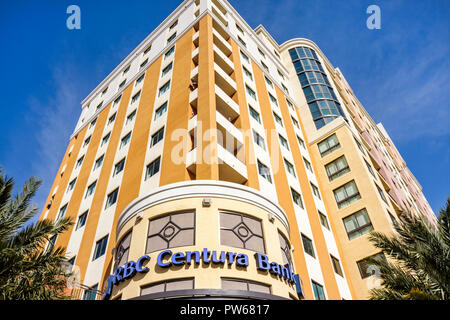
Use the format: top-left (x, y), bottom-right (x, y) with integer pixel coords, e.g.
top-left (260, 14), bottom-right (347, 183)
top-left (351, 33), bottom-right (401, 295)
top-left (103, 248), bottom-right (304, 299)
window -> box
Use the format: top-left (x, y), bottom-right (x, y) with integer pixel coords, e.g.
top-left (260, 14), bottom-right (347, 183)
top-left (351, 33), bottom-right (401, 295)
top-left (105, 188), bottom-right (119, 209)
top-left (140, 59), bottom-right (148, 70)
top-left (235, 23), bottom-right (244, 34)
top-left (301, 234), bottom-right (315, 258)
top-left (261, 61), bottom-right (269, 73)
top-left (118, 79), bottom-right (126, 91)
top-left (122, 65), bottom-right (130, 75)
top-left (67, 178), bottom-right (76, 192)
top-left (155, 102), bottom-right (168, 119)
top-left (310, 182), bottom-right (321, 199)
top-left (143, 44), bottom-right (152, 54)
top-left (83, 136), bottom-right (91, 147)
top-left (83, 284), bottom-right (98, 301)
top-left (253, 130), bottom-right (266, 150)
top-left (240, 51), bottom-right (249, 63)
top-left (291, 116), bottom-right (300, 129)
top-left (303, 157), bottom-right (313, 173)
top-left (282, 84), bottom-right (289, 94)
top-left (357, 253), bottom-right (385, 279)
top-left (136, 73), bottom-right (145, 85)
top-left (249, 106), bottom-right (261, 123)
top-left (146, 157), bottom-right (161, 179)
top-left (238, 36), bottom-right (246, 48)
top-left (93, 155), bottom-right (104, 171)
top-left (355, 138), bottom-right (365, 154)
top-left (257, 160), bottom-right (272, 183)
top-left (141, 278), bottom-right (194, 296)
top-left (101, 132), bottom-right (110, 147)
top-left (126, 110), bottom-right (136, 125)
top-left (85, 181), bottom-right (97, 198)
top-left (96, 102), bottom-right (103, 110)
top-left (265, 76), bottom-right (273, 88)
top-left (268, 93), bottom-right (278, 106)
top-left (279, 232), bottom-right (293, 267)
top-left (221, 278), bottom-right (270, 295)
top-left (258, 47), bottom-right (266, 58)
top-left (273, 112), bottom-right (283, 127)
top-left (279, 134), bottom-right (289, 150)
top-left (245, 85), bottom-right (256, 100)
top-left (333, 180), bottom-right (361, 209)
top-left (331, 255), bottom-right (343, 276)
top-left (297, 136), bottom-right (306, 149)
top-left (114, 231), bottom-right (132, 271)
top-left (151, 127), bottom-right (165, 147)
top-left (165, 46), bottom-right (175, 59)
top-left (284, 159), bottom-right (296, 177)
top-left (120, 132), bottom-right (131, 149)
top-left (146, 211), bottom-right (195, 253)
top-left (89, 118), bottom-right (97, 129)
top-left (76, 211), bottom-right (88, 230)
top-left (318, 134), bottom-right (340, 157)
top-left (162, 62), bottom-right (173, 77)
top-left (113, 158), bottom-right (125, 176)
top-left (291, 188), bottom-right (304, 209)
top-left (108, 113), bottom-right (116, 125)
top-left (57, 204), bottom-right (67, 220)
top-left (93, 235), bottom-right (108, 260)
top-left (75, 156), bottom-right (84, 169)
top-left (376, 183), bottom-right (387, 203)
top-left (325, 156), bottom-right (350, 181)
top-left (167, 32), bottom-right (177, 44)
top-left (159, 81), bottom-right (171, 97)
top-left (242, 66), bottom-right (253, 80)
top-left (343, 208), bottom-right (373, 240)
top-left (277, 69), bottom-right (285, 80)
top-left (318, 211), bottom-right (330, 230)
top-left (169, 20), bottom-right (178, 30)
top-left (113, 95), bottom-right (122, 107)
top-left (131, 91), bottom-right (141, 104)
top-left (312, 281), bottom-right (326, 300)
top-left (220, 211), bottom-right (265, 253)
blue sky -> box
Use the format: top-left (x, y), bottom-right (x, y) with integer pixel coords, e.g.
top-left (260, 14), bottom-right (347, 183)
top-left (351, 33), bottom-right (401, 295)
top-left (0, 0), bottom-right (448, 226)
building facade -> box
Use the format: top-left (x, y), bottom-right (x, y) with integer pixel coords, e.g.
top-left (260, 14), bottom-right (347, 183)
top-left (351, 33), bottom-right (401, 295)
top-left (39, 0), bottom-right (435, 300)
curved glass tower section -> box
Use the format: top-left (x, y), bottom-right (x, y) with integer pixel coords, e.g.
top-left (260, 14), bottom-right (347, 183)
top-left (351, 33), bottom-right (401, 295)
top-left (289, 46), bottom-right (345, 129)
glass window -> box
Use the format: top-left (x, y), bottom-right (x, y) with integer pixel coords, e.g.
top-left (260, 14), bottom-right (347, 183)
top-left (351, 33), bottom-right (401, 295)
top-left (113, 158), bottom-right (126, 176)
top-left (291, 188), bottom-right (304, 209)
top-left (265, 77), bottom-right (273, 88)
top-left (333, 180), bottom-right (361, 209)
top-left (253, 130), bottom-right (266, 150)
top-left (120, 132), bottom-right (132, 149)
top-left (83, 284), bottom-right (98, 300)
top-left (140, 59), bottom-right (148, 70)
top-left (245, 85), bottom-right (256, 100)
top-left (141, 278), bottom-right (194, 296)
top-left (357, 253), bottom-right (385, 279)
top-left (331, 255), bottom-right (343, 277)
top-left (101, 133), bottom-right (110, 147)
top-left (155, 102), bottom-right (168, 120)
top-left (83, 136), bottom-right (91, 148)
top-left (162, 62), bottom-right (173, 77)
top-left (167, 32), bottom-right (177, 44)
top-left (376, 183), bottom-right (387, 203)
top-left (303, 157), bottom-right (313, 173)
top-left (126, 110), bottom-right (136, 125)
top-left (268, 93), bottom-right (278, 106)
top-left (257, 160), bottom-right (272, 183)
top-left (113, 95), bottom-right (122, 108)
top-left (297, 136), bottom-right (305, 149)
top-left (238, 36), bottom-right (246, 48)
top-left (284, 159), bottom-right (296, 177)
top-left (278, 232), bottom-right (293, 267)
top-left (136, 73), bottom-right (145, 85)
top-left (325, 156), bottom-right (350, 181)
top-left (105, 188), bottom-right (119, 209)
top-left (318, 211), bottom-right (330, 230)
top-left (57, 204), bottom-right (68, 220)
top-left (169, 20), bottom-right (178, 30)
top-left (291, 117), bottom-right (300, 129)
top-left (131, 91), bottom-right (141, 104)
top-left (89, 118), bottom-right (97, 129)
top-left (75, 155), bottom-right (84, 169)
top-left (94, 155), bottom-right (104, 171)
top-left (159, 81), bottom-right (171, 97)
top-left (118, 79), bottom-right (126, 91)
top-left (151, 127), bottom-right (165, 147)
top-left (67, 178), bottom-right (76, 192)
top-left (146, 157), bottom-right (161, 180)
top-left (240, 50), bottom-right (249, 63)
top-left (221, 278), bottom-right (270, 295)
top-left (220, 211), bottom-right (265, 254)
top-left (76, 211), bottom-right (88, 230)
top-left (108, 113), bottom-right (116, 125)
top-left (301, 234), bottom-right (315, 258)
top-left (279, 134), bottom-right (289, 150)
top-left (243, 66), bottom-right (253, 80)
top-left (146, 211), bottom-right (195, 253)
top-left (343, 208), bottom-right (373, 240)
top-left (310, 182), bottom-right (321, 199)
top-left (93, 236), bottom-right (108, 260)
top-left (318, 134), bottom-right (340, 157)
top-left (249, 106), bottom-right (261, 123)
top-left (312, 281), bottom-right (326, 300)
top-left (165, 46), bottom-right (175, 59)
top-left (114, 231), bottom-right (132, 271)
top-left (273, 112), bottom-right (283, 127)
top-left (85, 181), bottom-right (97, 198)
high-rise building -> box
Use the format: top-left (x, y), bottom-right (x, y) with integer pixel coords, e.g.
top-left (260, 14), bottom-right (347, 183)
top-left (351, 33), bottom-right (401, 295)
top-left (39, 0), bottom-right (435, 300)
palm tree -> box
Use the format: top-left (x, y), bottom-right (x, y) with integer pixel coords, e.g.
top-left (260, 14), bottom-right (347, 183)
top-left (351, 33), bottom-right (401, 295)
top-left (366, 198), bottom-right (450, 300)
top-left (0, 168), bottom-right (73, 299)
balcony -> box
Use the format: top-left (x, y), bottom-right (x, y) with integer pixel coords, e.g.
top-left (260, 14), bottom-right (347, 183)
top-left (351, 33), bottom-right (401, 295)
top-left (189, 88), bottom-right (198, 108)
top-left (216, 110), bottom-right (243, 146)
top-left (211, 1), bottom-right (228, 27)
top-left (192, 47), bottom-right (199, 65)
top-left (190, 65), bottom-right (199, 83)
top-left (193, 30), bottom-right (199, 47)
top-left (213, 44), bottom-right (234, 75)
top-left (217, 144), bottom-right (247, 184)
top-left (214, 62), bottom-right (236, 96)
top-left (213, 28), bottom-right (232, 57)
top-left (215, 84), bottom-right (239, 120)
